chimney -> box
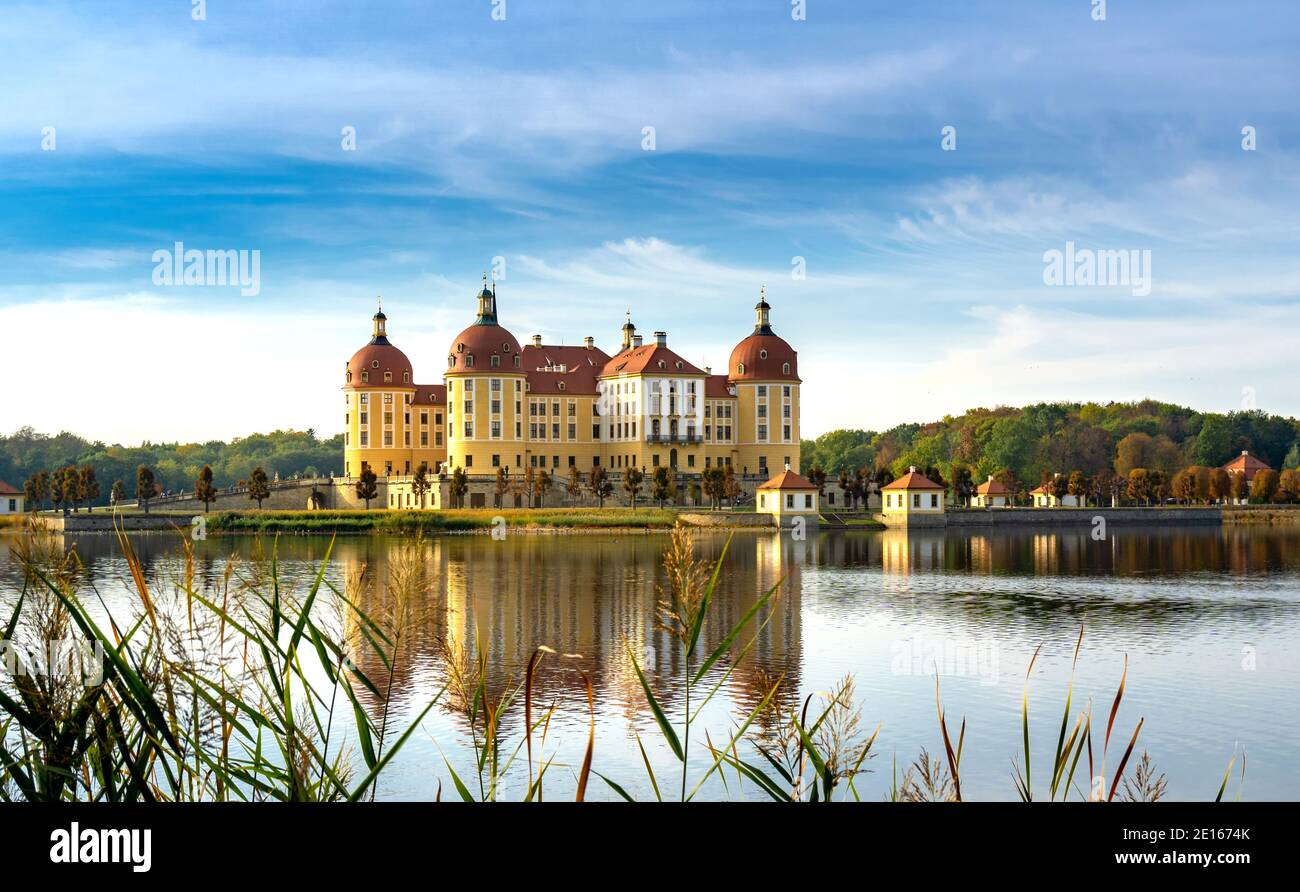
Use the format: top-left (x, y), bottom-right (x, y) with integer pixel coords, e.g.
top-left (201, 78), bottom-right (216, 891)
top-left (633, 334), bottom-right (643, 348)
top-left (909, 465), bottom-right (917, 473)
top-left (988, 474), bottom-right (994, 482)
top-left (584, 336), bottom-right (594, 349)
top-left (784, 461), bottom-right (791, 471)
top-left (705, 365), bottom-right (711, 375)
top-left (532, 334), bottom-right (542, 347)
top-left (653, 330), bottom-right (667, 347)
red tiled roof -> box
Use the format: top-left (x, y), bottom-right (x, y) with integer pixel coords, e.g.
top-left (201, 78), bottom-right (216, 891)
top-left (0, 479), bottom-right (21, 496)
top-left (1221, 451), bottom-right (1271, 477)
top-left (729, 333), bottom-right (800, 382)
top-left (757, 469), bottom-right (817, 490)
top-left (413, 383), bottom-right (446, 404)
top-left (523, 343), bottom-right (609, 395)
top-left (1029, 485), bottom-right (1051, 495)
top-left (881, 469), bottom-right (944, 491)
top-left (602, 344), bottom-right (707, 377)
top-left (975, 477), bottom-right (1009, 495)
top-left (705, 374), bottom-right (736, 398)
top-left (346, 340), bottom-right (413, 389)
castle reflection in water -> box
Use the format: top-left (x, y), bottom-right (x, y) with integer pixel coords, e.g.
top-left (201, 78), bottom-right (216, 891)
top-left (5, 525), bottom-right (1298, 738)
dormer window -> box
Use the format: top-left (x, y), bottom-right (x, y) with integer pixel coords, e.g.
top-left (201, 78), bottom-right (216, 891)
top-left (448, 356), bottom-right (455, 368)
top-left (491, 354), bottom-right (500, 367)
top-left (558, 382), bottom-right (566, 391)
top-left (384, 371), bottom-right (392, 382)
top-left (737, 363), bottom-right (745, 375)
top-left (658, 360), bottom-right (666, 369)
top-left (346, 370), bottom-right (352, 383)
top-left (466, 354), bottom-right (475, 367)
top-left (403, 371), bottom-right (410, 383)
top-left (361, 371), bottom-right (369, 383)
top-left (782, 362), bottom-right (790, 375)
top-left (513, 355), bottom-right (521, 368)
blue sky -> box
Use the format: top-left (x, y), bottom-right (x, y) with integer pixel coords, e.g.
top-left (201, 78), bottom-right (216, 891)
top-left (1, 0), bottom-right (1298, 442)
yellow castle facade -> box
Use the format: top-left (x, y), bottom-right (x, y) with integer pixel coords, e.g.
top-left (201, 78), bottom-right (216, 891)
top-left (342, 280), bottom-right (802, 493)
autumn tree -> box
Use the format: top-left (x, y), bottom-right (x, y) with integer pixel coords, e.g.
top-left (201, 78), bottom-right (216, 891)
top-left (110, 479), bottom-right (126, 506)
top-left (195, 464), bottom-right (217, 512)
top-left (494, 467), bottom-right (510, 508)
top-left (623, 466), bottom-right (644, 508)
top-left (533, 469), bottom-right (552, 508)
top-left (247, 466), bottom-right (271, 508)
top-left (722, 465), bottom-right (741, 507)
top-left (949, 463), bottom-right (974, 507)
top-left (566, 469), bottom-right (584, 503)
top-left (588, 466), bottom-right (613, 508)
top-left (1126, 468), bottom-right (1150, 506)
top-left (806, 467), bottom-right (828, 499)
top-left (1278, 469), bottom-right (1300, 503)
top-left (1066, 470), bottom-right (1087, 507)
top-left (77, 465), bottom-right (99, 512)
top-left (1251, 469), bottom-right (1280, 503)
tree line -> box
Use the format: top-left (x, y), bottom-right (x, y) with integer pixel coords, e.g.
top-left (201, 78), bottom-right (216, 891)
top-left (1, 427), bottom-right (342, 509)
top-left (801, 401), bottom-right (1300, 488)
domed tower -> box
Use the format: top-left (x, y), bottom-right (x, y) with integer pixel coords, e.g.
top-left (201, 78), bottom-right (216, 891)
top-left (727, 287), bottom-right (802, 477)
top-left (343, 299), bottom-right (417, 479)
top-left (444, 276), bottom-right (526, 476)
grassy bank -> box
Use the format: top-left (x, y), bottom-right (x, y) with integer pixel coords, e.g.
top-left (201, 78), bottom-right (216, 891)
top-left (204, 507), bottom-right (683, 534)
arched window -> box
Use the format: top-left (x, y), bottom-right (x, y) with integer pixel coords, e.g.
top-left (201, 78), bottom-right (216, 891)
top-left (448, 356), bottom-right (455, 368)
top-left (782, 362), bottom-right (790, 375)
top-left (466, 355), bottom-right (475, 367)
top-left (346, 370), bottom-right (352, 383)
top-left (558, 381), bottom-right (565, 391)
top-left (384, 371), bottom-right (392, 382)
top-left (361, 371), bottom-right (369, 383)
top-left (491, 354), bottom-right (500, 367)
top-left (513, 355), bottom-right (521, 368)
top-left (737, 363), bottom-right (745, 375)
top-left (403, 371), bottom-right (410, 383)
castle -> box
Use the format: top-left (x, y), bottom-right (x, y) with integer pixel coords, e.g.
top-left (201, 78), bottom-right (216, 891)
top-left (342, 278), bottom-right (801, 507)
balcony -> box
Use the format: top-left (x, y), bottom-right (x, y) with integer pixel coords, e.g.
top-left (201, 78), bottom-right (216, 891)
top-left (645, 433), bottom-right (703, 445)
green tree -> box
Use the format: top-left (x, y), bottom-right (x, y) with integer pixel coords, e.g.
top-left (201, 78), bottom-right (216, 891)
top-left (949, 463), bottom-right (974, 507)
top-left (110, 479), bottom-right (126, 507)
top-left (449, 467), bottom-right (468, 509)
top-left (356, 462), bottom-right (379, 509)
top-left (412, 462), bottom-right (431, 509)
top-left (247, 466), bottom-right (271, 508)
top-left (136, 465), bottom-right (156, 514)
top-left (73, 465), bottom-right (97, 513)
top-left (194, 464), bottom-right (217, 512)
top-left (623, 466), bottom-right (644, 508)
top-left (651, 465), bottom-right (674, 507)
top-left (1191, 414), bottom-right (1235, 467)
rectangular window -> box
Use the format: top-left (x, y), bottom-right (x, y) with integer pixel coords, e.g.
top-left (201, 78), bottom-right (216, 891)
top-left (913, 494), bottom-right (920, 508)
top-left (384, 432), bottom-right (393, 446)
top-left (930, 494), bottom-right (939, 508)
top-left (804, 494), bottom-right (812, 509)
top-left (491, 420), bottom-right (502, 438)
top-left (360, 412), bottom-right (368, 424)
top-left (464, 422), bottom-right (473, 437)
top-left (420, 432), bottom-right (428, 446)
top-left (786, 494), bottom-right (794, 509)
top-left (568, 423), bottom-right (576, 439)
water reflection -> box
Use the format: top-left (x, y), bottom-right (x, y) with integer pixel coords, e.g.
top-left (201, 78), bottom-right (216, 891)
top-left (2, 524), bottom-right (1298, 800)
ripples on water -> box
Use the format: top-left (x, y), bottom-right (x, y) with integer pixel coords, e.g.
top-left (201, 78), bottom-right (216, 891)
top-left (2, 525), bottom-right (1297, 801)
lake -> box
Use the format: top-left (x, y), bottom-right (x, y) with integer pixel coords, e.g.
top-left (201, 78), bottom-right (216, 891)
top-left (3, 524), bottom-right (1297, 801)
